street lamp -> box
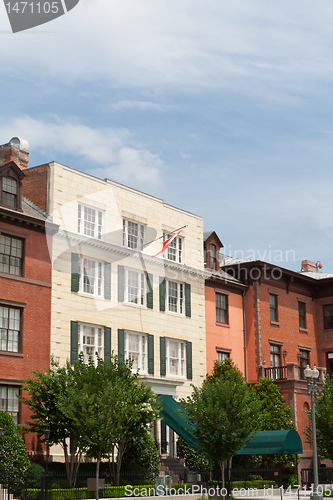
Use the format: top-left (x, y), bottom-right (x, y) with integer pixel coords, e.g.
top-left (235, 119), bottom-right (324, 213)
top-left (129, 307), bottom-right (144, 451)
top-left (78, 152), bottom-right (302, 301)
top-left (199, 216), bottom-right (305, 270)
top-left (304, 364), bottom-right (322, 500)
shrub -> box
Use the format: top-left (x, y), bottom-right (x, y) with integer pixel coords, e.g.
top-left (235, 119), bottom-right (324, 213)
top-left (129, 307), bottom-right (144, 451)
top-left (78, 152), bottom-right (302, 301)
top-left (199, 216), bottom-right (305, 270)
top-left (26, 463), bottom-right (45, 489)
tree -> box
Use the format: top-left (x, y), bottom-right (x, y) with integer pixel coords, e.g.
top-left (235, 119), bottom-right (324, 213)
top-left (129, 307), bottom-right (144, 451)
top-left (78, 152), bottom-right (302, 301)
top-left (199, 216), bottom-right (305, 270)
top-left (0, 411), bottom-right (31, 484)
top-left (206, 358), bottom-right (245, 385)
top-left (121, 429), bottom-right (160, 483)
top-left (255, 378), bottom-right (297, 469)
top-left (20, 359), bottom-right (82, 486)
top-left (183, 375), bottom-right (261, 489)
top-left (303, 373), bottom-right (333, 461)
top-left (61, 353), bottom-right (159, 500)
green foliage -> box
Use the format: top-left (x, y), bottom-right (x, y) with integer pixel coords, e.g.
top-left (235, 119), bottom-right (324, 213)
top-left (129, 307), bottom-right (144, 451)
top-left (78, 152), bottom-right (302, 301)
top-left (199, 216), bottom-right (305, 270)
top-left (122, 430), bottom-right (160, 483)
top-left (206, 358), bottom-right (244, 385)
top-left (255, 378), bottom-right (297, 469)
top-left (281, 474), bottom-right (298, 488)
top-left (177, 436), bottom-right (210, 477)
top-left (26, 463), bottom-right (45, 488)
top-left (306, 373), bottom-right (333, 461)
top-left (0, 411), bottom-right (31, 481)
top-left (182, 374), bottom-right (262, 471)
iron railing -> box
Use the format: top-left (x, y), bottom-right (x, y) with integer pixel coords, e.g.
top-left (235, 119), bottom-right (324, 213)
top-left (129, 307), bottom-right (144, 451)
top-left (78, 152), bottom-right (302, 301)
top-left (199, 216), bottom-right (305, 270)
top-left (264, 366), bottom-right (287, 380)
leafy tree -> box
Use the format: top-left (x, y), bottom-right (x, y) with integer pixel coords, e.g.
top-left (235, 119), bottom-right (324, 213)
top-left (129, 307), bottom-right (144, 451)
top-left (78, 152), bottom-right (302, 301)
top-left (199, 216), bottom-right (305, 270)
top-left (121, 429), bottom-right (160, 483)
top-left (20, 359), bottom-right (82, 486)
top-left (255, 378), bottom-right (297, 469)
top-left (206, 358), bottom-right (244, 385)
top-left (177, 437), bottom-right (210, 479)
top-left (61, 353), bottom-right (159, 500)
top-left (303, 373), bottom-right (333, 460)
top-left (0, 411), bottom-right (31, 483)
top-left (183, 375), bottom-right (261, 489)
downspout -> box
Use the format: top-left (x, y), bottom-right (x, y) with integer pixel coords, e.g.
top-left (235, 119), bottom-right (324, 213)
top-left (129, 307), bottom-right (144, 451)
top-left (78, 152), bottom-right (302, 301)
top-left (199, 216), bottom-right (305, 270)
top-left (243, 290), bottom-right (247, 382)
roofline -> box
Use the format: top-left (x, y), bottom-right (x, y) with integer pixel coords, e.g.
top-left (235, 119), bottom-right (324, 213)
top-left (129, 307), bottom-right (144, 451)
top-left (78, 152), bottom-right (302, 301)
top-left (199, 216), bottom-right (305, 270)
top-left (0, 206), bottom-right (59, 234)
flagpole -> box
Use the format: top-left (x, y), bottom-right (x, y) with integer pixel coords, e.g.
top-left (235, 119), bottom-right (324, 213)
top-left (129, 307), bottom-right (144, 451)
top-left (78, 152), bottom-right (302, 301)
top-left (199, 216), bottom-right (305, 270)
top-left (141, 225), bottom-right (187, 250)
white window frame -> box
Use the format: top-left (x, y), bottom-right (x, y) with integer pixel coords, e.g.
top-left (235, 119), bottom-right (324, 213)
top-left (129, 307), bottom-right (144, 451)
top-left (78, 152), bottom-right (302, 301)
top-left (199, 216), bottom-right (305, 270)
top-left (163, 232), bottom-right (183, 264)
top-left (124, 268), bottom-right (146, 306)
top-left (217, 351), bottom-right (229, 362)
top-left (0, 386), bottom-right (19, 424)
top-left (124, 331), bottom-right (148, 373)
top-left (78, 323), bottom-right (104, 364)
top-left (0, 305), bottom-right (20, 353)
top-left (123, 219), bottom-right (145, 250)
top-left (166, 280), bottom-right (184, 315)
top-left (78, 256), bottom-right (104, 297)
top-left (166, 339), bottom-right (186, 377)
top-left (78, 204), bottom-right (103, 240)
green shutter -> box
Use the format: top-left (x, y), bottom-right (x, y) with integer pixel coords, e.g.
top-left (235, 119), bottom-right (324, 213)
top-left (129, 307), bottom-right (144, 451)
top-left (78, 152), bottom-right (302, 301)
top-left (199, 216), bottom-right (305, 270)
top-left (160, 337), bottom-right (166, 376)
top-left (70, 321), bottom-right (78, 364)
top-left (148, 334), bottom-right (154, 374)
top-left (104, 327), bottom-right (111, 363)
top-left (161, 420), bottom-right (167, 453)
top-left (147, 273), bottom-right (153, 309)
top-left (185, 283), bottom-right (191, 317)
top-left (71, 254), bottom-right (79, 292)
top-left (118, 329), bottom-right (125, 362)
top-left (186, 341), bottom-right (192, 380)
top-left (159, 277), bottom-right (166, 312)
top-left (104, 262), bottom-right (111, 300)
top-left (118, 266), bottom-right (125, 302)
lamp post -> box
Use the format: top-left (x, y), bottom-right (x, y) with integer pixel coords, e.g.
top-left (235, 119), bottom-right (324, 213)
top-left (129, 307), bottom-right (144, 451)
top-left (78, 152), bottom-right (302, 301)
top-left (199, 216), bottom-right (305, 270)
top-left (44, 428), bottom-right (50, 500)
top-left (304, 364), bottom-right (322, 500)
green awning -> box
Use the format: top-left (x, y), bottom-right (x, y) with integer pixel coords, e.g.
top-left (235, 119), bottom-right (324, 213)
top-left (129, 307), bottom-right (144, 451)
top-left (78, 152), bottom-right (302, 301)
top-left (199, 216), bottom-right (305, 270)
top-left (237, 430), bottom-right (303, 455)
top-left (156, 395), bottom-right (200, 452)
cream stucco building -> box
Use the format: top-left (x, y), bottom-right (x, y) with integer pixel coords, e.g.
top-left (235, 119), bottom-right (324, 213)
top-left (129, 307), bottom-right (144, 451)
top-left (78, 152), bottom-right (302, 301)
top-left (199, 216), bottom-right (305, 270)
top-left (23, 161), bottom-right (206, 458)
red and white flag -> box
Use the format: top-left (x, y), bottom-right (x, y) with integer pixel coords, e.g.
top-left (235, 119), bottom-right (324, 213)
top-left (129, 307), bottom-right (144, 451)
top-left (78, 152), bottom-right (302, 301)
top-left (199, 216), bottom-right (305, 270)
top-left (151, 230), bottom-right (183, 258)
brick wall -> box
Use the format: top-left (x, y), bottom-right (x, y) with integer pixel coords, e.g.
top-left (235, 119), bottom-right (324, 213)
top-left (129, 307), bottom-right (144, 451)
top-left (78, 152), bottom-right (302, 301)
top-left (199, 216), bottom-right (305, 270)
top-left (22, 164), bottom-right (49, 212)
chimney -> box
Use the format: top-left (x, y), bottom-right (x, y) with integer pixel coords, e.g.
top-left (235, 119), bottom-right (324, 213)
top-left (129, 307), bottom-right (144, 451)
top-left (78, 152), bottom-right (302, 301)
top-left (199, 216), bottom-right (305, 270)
top-left (0, 137), bottom-right (30, 170)
top-left (301, 260), bottom-right (318, 273)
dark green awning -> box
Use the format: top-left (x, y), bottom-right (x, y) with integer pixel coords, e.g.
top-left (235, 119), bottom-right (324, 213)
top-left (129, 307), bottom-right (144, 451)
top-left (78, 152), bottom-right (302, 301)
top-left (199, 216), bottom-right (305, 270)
top-left (156, 395), bottom-right (200, 452)
top-left (238, 430), bottom-right (303, 455)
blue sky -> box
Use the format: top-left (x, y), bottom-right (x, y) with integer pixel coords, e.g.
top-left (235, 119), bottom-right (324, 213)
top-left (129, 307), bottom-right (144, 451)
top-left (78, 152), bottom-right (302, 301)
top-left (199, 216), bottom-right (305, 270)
top-left (1, 0), bottom-right (333, 272)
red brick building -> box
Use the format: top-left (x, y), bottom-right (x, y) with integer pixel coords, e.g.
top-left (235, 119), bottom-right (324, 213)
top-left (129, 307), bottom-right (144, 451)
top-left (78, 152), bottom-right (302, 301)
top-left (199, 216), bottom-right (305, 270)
top-left (0, 137), bottom-right (58, 457)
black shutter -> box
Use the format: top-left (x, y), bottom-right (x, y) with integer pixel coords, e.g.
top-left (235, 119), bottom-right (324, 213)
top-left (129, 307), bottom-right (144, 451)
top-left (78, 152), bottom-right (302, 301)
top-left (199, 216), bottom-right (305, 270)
top-left (118, 266), bottom-right (125, 302)
top-left (185, 283), bottom-right (191, 317)
top-left (148, 334), bottom-right (154, 374)
top-left (161, 420), bottom-right (167, 453)
top-left (118, 329), bottom-right (125, 362)
top-left (104, 327), bottom-right (111, 363)
top-left (71, 254), bottom-right (79, 292)
top-left (160, 337), bottom-right (166, 376)
top-left (186, 341), bottom-right (192, 380)
top-left (104, 262), bottom-right (111, 300)
top-left (147, 273), bottom-right (153, 309)
top-left (159, 277), bottom-right (166, 312)
top-left (70, 321), bottom-right (78, 364)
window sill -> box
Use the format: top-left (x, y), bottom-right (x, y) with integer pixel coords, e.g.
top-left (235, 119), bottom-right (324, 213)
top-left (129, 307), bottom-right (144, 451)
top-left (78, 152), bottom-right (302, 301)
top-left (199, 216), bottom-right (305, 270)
top-left (77, 232), bottom-right (103, 241)
top-left (166, 310), bottom-right (185, 317)
top-left (123, 301), bottom-right (147, 309)
top-left (270, 321), bottom-right (280, 327)
top-left (216, 322), bottom-right (230, 328)
top-left (77, 292), bottom-right (104, 300)
top-left (0, 351), bottom-right (23, 358)
top-left (299, 327), bottom-right (308, 333)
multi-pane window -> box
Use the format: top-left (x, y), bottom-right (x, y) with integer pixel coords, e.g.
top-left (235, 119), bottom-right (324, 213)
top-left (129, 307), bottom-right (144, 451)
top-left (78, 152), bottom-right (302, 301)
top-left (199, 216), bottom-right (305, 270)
top-left (217, 351), bottom-right (229, 362)
top-left (78, 204), bottom-right (103, 239)
top-left (78, 257), bottom-right (103, 297)
top-left (0, 235), bottom-right (23, 276)
top-left (270, 294), bottom-right (278, 322)
top-left (123, 219), bottom-right (145, 250)
top-left (216, 293), bottom-right (228, 324)
top-left (0, 306), bottom-right (20, 353)
top-left (166, 339), bottom-right (185, 377)
top-left (2, 177), bottom-right (17, 208)
top-left (299, 350), bottom-right (310, 380)
top-left (166, 280), bottom-right (184, 314)
top-left (78, 323), bottom-right (104, 363)
top-left (210, 244), bottom-right (216, 270)
top-left (299, 302), bottom-right (306, 329)
top-left (125, 332), bottom-right (148, 373)
top-left (270, 344), bottom-right (281, 379)
top-left (324, 305), bottom-right (333, 329)
top-left (163, 233), bottom-right (183, 263)
top-left (0, 386), bottom-right (19, 424)
top-left (125, 269), bottom-right (146, 306)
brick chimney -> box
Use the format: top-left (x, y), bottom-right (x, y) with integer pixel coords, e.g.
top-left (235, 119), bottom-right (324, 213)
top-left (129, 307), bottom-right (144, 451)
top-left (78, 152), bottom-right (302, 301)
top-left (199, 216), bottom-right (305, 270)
top-left (0, 137), bottom-right (29, 170)
top-left (301, 260), bottom-right (318, 272)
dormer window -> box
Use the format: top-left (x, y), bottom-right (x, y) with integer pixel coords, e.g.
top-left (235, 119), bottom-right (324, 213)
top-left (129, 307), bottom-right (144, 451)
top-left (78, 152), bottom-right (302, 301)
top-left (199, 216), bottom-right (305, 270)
top-left (0, 161), bottom-right (24, 212)
top-left (2, 177), bottom-right (17, 208)
top-left (210, 244), bottom-right (217, 270)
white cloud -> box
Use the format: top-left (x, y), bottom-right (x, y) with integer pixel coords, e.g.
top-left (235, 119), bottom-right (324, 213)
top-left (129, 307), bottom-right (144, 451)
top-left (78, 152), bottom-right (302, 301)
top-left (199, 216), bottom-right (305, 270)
top-left (0, 116), bottom-right (163, 190)
top-left (110, 100), bottom-right (176, 111)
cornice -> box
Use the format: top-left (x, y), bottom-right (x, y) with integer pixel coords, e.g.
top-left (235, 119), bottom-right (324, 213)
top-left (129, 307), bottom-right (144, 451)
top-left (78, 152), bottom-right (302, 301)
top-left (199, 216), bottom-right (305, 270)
top-left (56, 230), bottom-right (209, 280)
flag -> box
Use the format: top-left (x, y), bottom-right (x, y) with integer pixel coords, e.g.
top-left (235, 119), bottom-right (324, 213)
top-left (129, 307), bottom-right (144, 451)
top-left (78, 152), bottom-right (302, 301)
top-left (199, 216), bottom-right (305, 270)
top-left (151, 230), bottom-right (183, 258)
